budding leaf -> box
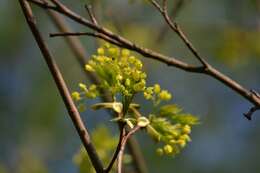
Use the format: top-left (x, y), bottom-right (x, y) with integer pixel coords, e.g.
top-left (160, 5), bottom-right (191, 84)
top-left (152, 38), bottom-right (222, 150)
top-left (112, 102), bottom-right (123, 113)
top-left (146, 125), bottom-right (161, 142)
top-left (137, 116), bottom-right (150, 127)
top-left (171, 114), bottom-right (199, 125)
top-left (159, 104), bottom-right (182, 117)
top-left (91, 102), bottom-right (123, 113)
top-left (125, 119), bottom-right (134, 129)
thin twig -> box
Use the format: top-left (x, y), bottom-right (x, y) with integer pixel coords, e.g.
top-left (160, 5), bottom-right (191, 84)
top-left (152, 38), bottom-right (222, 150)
top-left (18, 0), bottom-right (104, 172)
top-left (105, 124), bottom-right (126, 173)
top-left (156, 0), bottom-right (189, 42)
top-left (150, 0), bottom-right (208, 67)
top-left (118, 126), bottom-right (141, 173)
top-left (49, 31), bottom-right (123, 47)
top-left (28, 0), bottom-right (260, 117)
top-left (244, 90), bottom-right (260, 120)
top-left (244, 106), bottom-right (260, 120)
top-left (85, 5), bottom-right (98, 25)
top-left (47, 11), bottom-right (88, 66)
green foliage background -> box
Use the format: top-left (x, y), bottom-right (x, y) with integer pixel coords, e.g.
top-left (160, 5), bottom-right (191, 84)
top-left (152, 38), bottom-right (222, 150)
top-left (0, 0), bottom-right (260, 172)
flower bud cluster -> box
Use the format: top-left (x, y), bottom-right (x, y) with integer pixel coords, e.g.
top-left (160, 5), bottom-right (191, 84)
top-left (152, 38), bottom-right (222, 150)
top-left (71, 44), bottom-right (199, 158)
top-left (84, 44), bottom-right (147, 97)
top-left (72, 83), bottom-right (99, 100)
top-left (148, 114), bottom-right (193, 156)
top-left (71, 83), bottom-right (99, 112)
top-left (143, 84), bottom-right (172, 104)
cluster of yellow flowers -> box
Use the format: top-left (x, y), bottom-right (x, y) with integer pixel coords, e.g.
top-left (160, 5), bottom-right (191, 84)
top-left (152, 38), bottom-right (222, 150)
top-left (71, 83), bottom-right (99, 101)
top-left (155, 123), bottom-right (192, 156)
top-left (84, 44), bottom-right (147, 98)
top-left (144, 84), bottom-right (172, 104)
top-left (71, 44), bottom-right (198, 157)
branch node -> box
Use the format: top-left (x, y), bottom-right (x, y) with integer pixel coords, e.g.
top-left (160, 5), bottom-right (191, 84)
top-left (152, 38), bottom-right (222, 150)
top-left (244, 106), bottom-right (260, 120)
top-left (250, 89), bottom-right (260, 98)
top-left (85, 4), bottom-right (98, 25)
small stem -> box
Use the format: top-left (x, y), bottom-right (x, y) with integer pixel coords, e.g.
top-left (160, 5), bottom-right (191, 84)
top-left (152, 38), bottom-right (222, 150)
top-left (156, 0), bottom-right (190, 42)
top-left (85, 4), bottom-right (98, 25)
top-left (105, 124), bottom-right (126, 173)
top-left (118, 126), bottom-right (141, 173)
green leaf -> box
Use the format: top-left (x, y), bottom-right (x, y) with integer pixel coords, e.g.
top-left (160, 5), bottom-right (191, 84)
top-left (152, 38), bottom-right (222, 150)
top-left (129, 103), bottom-right (140, 109)
top-left (112, 102), bottom-right (123, 113)
top-left (170, 114), bottom-right (199, 125)
top-left (91, 102), bottom-right (123, 113)
top-left (146, 124), bottom-right (161, 142)
top-left (137, 116), bottom-right (150, 127)
top-left (125, 118), bottom-right (135, 129)
top-left (159, 104), bottom-right (182, 117)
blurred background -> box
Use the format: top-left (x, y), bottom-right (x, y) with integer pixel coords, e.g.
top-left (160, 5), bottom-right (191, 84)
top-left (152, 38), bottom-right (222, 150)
top-left (1, 0), bottom-right (260, 172)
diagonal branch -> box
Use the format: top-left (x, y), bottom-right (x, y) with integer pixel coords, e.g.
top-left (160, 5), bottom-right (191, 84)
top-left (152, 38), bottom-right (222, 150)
top-left (150, 0), bottom-right (208, 67)
top-left (49, 31), bottom-right (124, 47)
top-left (28, 0), bottom-right (260, 118)
top-left (18, 0), bottom-right (104, 172)
top-left (156, 0), bottom-right (190, 42)
top-left (85, 4), bottom-right (98, 25)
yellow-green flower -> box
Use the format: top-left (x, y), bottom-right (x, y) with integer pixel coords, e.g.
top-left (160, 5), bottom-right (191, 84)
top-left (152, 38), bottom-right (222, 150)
top-left (183, 124), bottom-right (191, 134)
top-left (85, 64), bottom-right (94, 72)
top-left (159, 90), bottom-right (172, 100)
top-left (72, 92), bottom-right (81, 101)
top-left (97, 47), bottom-right (105, 55)
top-left (154, 84), bottom-right (161, 94)
top-left (79, 83), bottom-right (87, 91)
top-left (156, 148), bottom-right (164, 156)
top-left (163, 145), bottom-right (173, 155)
top-left (121, 49), bottom-right (130, 57)
top-left (177, 139), bottom-right (186, 148)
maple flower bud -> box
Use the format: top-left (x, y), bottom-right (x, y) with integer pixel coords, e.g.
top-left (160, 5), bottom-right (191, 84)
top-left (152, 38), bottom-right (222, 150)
top-left (85, 64), bottom-right (94, 72)
top-left (72, 92), bottom-right (81, 101)
top-left (97, 47), bottom-right (105, 55)
top-left (156, 148), bottom-right (164, 156)
top-left (183, 124), bottom-right (191, 134)
top-left (159, 90), bottom-right (172, 100)
top-left (163, 145), bottom-right (173, 155)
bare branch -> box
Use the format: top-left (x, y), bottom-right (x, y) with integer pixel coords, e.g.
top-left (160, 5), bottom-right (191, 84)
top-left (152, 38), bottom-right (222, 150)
top-left (156, 0), bottom-right (190, 42)
top-left (150, 0), bottom-right (208, 67)
top-left (27, 0), bottom-right (203, 71)
top-left (18, 0), bottom-right (104, 172)
top-left (244, 90), bottom-right (260, 120)
top-left (244, 106), bottom-right (260, 120)
top-left (49, 31), bottom-right (123, 47)
top-left (85, 5), bottom-right (98, 25)
top-left (149, 0), bottom-right (164, 13)
top-left (28, 0), bottom-right (260, 118)
top-left (27, 0), bottom-right (57, 10)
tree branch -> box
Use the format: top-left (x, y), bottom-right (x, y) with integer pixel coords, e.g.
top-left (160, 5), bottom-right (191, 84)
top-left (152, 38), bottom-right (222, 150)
top-left (49, 31), bottom-right (124, 47)
top-left (85, 4), bottom-right (98, 25)
top-left (18, 1), bottom-right (104, 172)
top-left (156, 0), bottom-right (190, 42)
top-left (150, 0), bottom-right (208, 67)
top-left (28, 0), bottom-right (260, 119)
